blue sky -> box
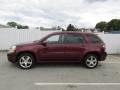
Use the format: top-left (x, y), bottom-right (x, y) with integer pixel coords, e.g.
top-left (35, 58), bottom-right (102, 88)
top-left (0, 0), bottom-right (120, 28)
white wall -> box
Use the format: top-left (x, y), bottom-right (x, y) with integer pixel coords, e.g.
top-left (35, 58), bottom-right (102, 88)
top-left (98, 33), bottom-right (120, 54)
top-left (0, 28), bottom-right (120, 54)
top-left (0, 28), bottom-right (57, 50)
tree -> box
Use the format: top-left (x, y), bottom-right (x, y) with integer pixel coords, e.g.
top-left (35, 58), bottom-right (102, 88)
top-left (17, 24), bottom-right (22, 29)
top-left (107, 19), bottom-right (120, 31)
top-left (95, 21), bottom-right (107, 32)
top-left (67, 24), bottom-right (76, 31)
top-left (7, 22), bottom-right (17, 27)
top-left (7, 21), bottom-right (29, 29)
top-left (22, 26), bottom-right (29, 29)
top-left (95, 19), bottom-right (120, 32)
top-left (17, 25), bottom-right (29, 29)
top-left (57, 26), bottom-right (62, 30)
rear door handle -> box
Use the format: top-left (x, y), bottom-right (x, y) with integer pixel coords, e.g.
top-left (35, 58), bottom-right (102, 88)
top-left (43, 46), bottom-right (47, 49)
top-left (82, 44), bottom-right (85, 47)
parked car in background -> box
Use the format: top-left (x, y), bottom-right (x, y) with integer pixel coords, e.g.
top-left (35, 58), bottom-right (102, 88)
top-left (7, 32), bottom-right (107, 69)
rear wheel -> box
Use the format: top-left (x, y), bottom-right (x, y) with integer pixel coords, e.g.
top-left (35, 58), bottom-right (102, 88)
top-left (84, 54), bottom-right (98, 69)
top-left (17, 53), bottom-right (35, 69)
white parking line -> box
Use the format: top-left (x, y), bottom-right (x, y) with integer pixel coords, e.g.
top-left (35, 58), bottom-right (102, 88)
top-left (34, 83), bottom-right (120, 86)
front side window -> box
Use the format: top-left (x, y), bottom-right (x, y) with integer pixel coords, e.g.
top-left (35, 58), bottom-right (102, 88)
top-left (63, 34), bottom-right (85, 44)
top-left (45, 34), bottom-right (62, 44)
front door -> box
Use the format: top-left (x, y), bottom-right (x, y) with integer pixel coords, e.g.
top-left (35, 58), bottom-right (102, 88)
top-left (39, 34), bottom-right (65, 62)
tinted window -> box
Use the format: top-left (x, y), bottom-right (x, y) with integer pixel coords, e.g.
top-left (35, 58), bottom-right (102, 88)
top-left (88, 34), bottom-right (102, 43)
top-left (64, 34), bottom-right (85, 44)
top-left (45, 34), bottom-right (63, 44)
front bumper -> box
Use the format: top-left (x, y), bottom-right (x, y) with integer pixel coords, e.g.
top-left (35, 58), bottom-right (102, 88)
top-left (7, 52), bottom-right (16, 63)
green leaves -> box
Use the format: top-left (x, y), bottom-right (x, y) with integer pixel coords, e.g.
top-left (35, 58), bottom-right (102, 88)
top-left (95, 21), bottom-right (107, 32)
top-left (7, 21), bottom-right (29, 29)
top-left (95, 19), bottom-right (120, 32)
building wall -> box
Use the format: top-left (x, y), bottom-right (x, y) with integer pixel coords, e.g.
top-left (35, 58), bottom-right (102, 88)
top-left (0, 28), bottom-right (120, 54)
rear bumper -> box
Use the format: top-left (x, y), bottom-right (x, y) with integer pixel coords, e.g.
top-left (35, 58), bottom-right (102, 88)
top-left (100, 52), bottom-right (107, 61)
top-left (7, 52), bottom-right (16, 63)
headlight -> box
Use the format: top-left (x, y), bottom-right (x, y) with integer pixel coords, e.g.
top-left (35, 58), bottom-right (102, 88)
top-left (8, 46), bottom-right (16, 53)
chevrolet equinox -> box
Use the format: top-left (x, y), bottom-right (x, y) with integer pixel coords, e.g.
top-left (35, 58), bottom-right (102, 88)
top-left (7, 32), bottom-right (107, 69)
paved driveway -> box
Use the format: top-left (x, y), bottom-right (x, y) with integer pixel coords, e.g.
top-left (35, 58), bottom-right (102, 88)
top-left (0, 52), bottom-right (120, 90)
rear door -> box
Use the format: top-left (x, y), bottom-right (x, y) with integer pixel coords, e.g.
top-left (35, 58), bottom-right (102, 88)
top-left (63, 33), bottom-right (86, 62)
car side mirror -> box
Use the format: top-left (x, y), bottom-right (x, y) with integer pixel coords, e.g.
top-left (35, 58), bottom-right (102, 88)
top-left (41, 41), bottom-right (47, 46)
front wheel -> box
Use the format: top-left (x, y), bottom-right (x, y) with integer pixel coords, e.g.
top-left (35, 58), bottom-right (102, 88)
top-left (17, 53), bottom-right (35, 69)
top-left (84, 54), bottom-right (98, 69)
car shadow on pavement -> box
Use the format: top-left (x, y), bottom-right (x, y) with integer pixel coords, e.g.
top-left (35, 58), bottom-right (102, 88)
top-left (34, 63), bottom-right (103, 69)
top-left (7, 62), bottom-right (103, 70)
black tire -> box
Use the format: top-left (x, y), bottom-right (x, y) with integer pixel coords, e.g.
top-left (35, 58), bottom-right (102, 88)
top-left (84, 54), bottom-right (98, 69)
top-left (17, 53), bottom-right (35, 69)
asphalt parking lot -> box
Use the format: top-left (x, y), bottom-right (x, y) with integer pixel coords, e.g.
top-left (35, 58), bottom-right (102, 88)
top-left (0, 52), bottom-right (120, 90)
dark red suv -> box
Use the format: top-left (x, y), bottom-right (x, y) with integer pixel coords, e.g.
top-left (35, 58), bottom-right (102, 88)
top-left (7, 32), bottom-right (107, 69)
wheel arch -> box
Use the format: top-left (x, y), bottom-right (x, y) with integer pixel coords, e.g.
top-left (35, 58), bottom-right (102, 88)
top-left (16, 51), bottom-right (37, 62)
top-left (82, 51), bottom-right (100, 62)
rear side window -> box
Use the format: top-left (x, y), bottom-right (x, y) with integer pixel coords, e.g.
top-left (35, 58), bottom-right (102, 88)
top-left (88, 34), bottom-right (103, 43)
top-left (63, 33), bottom-right (85, 44)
